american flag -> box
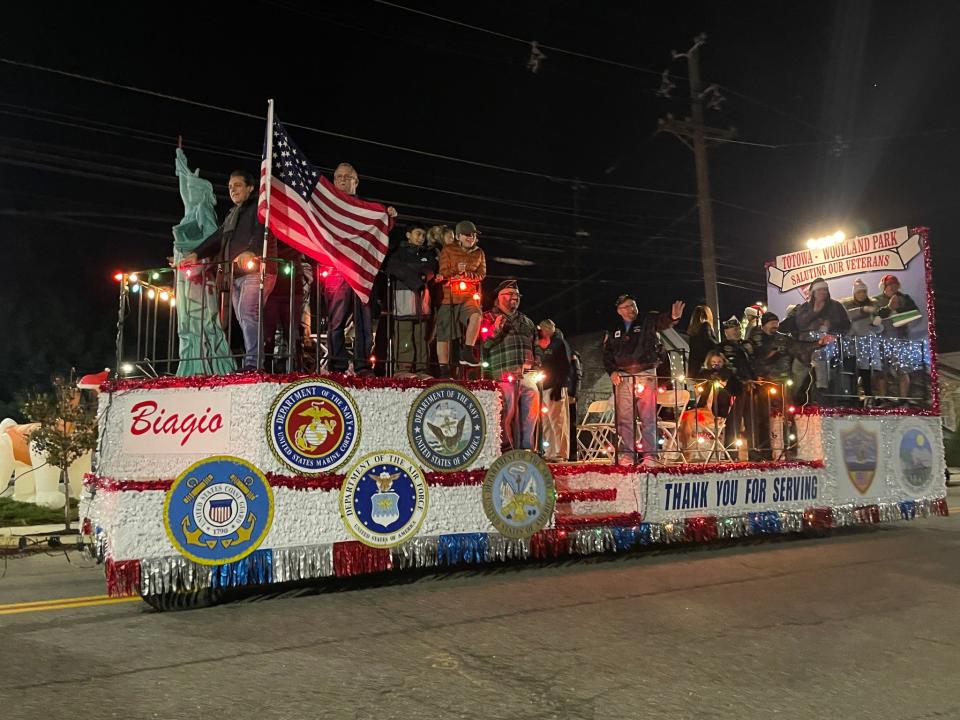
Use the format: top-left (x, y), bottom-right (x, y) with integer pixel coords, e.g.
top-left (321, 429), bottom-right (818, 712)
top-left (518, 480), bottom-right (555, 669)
top-left (258, 120), bottom-right (391, 304)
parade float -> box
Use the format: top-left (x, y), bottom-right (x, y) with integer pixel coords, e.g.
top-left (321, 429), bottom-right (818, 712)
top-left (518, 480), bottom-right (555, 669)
top-left (79, 223), bottom-right (948, 610)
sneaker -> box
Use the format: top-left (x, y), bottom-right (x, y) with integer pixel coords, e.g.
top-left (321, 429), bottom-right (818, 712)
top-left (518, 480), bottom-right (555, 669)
top-left (458, 345), bottom-right (480, 367)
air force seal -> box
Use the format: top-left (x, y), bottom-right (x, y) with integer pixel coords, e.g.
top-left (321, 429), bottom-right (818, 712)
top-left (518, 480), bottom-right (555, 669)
top-left (482, 450), bottom-right (555, 539)
top-left (164, 456), bottom-right (274, 565)
top-left (268, 379), bottom-right (360, 474)
top-left (340, 451), bottom-right (429, 548)
top-left (407, 383), bottom-right (486, 471)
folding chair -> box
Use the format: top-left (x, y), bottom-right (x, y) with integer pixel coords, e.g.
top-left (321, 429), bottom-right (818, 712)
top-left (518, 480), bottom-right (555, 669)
top-left (576, 399), bottom-right (616, 461)
top-left (655, 388), bottom-right (690, 463)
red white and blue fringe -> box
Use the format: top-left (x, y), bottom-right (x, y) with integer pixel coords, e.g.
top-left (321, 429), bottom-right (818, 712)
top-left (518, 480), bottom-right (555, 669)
top-left (103, 496), bottom-right (948, 598)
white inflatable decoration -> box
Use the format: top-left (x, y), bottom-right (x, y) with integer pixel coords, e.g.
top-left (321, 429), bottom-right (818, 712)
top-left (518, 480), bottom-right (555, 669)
top-left (1, 369), bottom-right (104, 510)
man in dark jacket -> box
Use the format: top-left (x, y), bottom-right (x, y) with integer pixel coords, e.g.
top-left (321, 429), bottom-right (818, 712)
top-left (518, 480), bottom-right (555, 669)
top-left (602, 294), bottom-right (685, 464)
top-left (778, 277), bottom-right (851, 401)
top-left (717, 316), bottom-right (754, 449)
top-left (384, 222), bottom-right (438, 374)
top-left (567, 349), bottom-right (583, 461)
top-left (182, 170), bottom-right (277, 370)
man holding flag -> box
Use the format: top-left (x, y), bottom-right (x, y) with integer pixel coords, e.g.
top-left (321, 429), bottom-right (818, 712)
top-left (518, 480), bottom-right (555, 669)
top-left (257, 118), bottom-right (396, 375)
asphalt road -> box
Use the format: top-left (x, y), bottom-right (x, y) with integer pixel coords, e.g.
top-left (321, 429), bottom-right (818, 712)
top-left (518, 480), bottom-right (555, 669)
top-left (1, 490), bottom-right (958, 720)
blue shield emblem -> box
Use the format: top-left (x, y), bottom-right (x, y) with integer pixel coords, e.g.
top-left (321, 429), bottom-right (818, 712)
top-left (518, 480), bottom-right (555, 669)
top-left (840, 424), bottom-right (878, 494)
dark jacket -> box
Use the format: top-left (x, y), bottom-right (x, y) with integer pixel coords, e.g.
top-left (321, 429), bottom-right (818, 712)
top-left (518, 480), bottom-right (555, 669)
top-left (384, 242), bottom-right (438, 292)
top-left (567, 352), bottom-right (583, 399)
top-left (694, 365), bottom-right (742, 414)
top-left (539, 335), bottom-right (571, 398)
top-left (747, 327), bottom-right (795, 380)
top-left (193, 197), bottom-right (277, 276)
top-left (779, 297), bottom-right (851, 338)
top-left (717, 339), bottom-right (755, 381)
top-left (687, 322), bottom-right (719, 374)
top-left (602, 310), bottom-right (675, 375)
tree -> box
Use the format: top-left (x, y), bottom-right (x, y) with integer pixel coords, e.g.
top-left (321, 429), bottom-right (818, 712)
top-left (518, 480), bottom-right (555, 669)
top-left (20, 372), bottom-right (99, 531)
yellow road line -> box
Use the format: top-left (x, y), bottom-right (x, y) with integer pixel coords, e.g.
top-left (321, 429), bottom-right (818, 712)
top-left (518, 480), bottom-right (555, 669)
top-left (0, 595), bottom-right (140, 615)
top-left (0, 593), bottom-right (119, 610)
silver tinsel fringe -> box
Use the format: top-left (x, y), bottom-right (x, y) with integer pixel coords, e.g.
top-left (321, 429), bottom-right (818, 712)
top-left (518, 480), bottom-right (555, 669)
top-left (141, 555), bottom-right (212, 596)
top-left (391, 536), bottom-right (439, 570)
top-left (832, 504), bottom-right (856, 527)
top-left (273, 545), bottom-right (334, 582)
top-left (779, 511), bottom-right (804, 533)
top-left (486, 534), bottom-right (530, 561)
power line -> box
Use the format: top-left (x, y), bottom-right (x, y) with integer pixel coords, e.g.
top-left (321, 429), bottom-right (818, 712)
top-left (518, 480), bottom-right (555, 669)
top-left (0, 56), bottom-right (694, 199)
top-left (372, 0), bottom-right (671, 77)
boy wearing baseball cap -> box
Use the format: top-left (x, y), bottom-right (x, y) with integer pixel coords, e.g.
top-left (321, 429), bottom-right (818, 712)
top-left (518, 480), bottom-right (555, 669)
top-left (436, 220), bottom-right (486, 372)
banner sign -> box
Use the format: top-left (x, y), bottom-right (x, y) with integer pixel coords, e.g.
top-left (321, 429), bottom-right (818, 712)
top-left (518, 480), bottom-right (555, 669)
top-left (767, 227), bottom-right (920, 293)
top-left (120, 391), bottom-right (231, 454)
top-left (765, 225), bottom-right (930, 344)
top-left (650, 469), bottom-right (822, 520)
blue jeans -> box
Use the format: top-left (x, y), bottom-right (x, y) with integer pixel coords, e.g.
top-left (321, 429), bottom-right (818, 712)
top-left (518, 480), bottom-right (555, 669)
top-left (499, 374), bottom-right (541, 451)
top-left (613, 371), bottom-right (657, 463)
top-left (232, 273), bottom-right (275, 369)
top-left (324, 275), bottom-right (372, 373)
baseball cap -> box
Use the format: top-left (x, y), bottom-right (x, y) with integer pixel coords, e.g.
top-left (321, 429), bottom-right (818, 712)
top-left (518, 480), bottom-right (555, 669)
top-left (455, 220), bottom-right (479, 236)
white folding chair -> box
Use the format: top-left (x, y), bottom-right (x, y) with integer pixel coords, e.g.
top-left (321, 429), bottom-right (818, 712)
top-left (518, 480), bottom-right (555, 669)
top-left (576, 399), bottom-right (616, 461)
top-left (656, 388), bottom-right (690, 464)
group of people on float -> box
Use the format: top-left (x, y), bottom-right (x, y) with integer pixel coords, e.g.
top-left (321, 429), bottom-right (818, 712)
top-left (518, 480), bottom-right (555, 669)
top-left (179, 163), bottom-right (923, 467)
top-left (601, 274), bottom-right (921, 465)
top-left (177, 162), bottom-right (583, 461)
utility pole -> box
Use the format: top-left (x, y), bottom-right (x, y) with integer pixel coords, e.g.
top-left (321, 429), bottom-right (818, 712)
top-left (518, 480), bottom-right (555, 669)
top-left (657, 33), bottom-right (734, 330)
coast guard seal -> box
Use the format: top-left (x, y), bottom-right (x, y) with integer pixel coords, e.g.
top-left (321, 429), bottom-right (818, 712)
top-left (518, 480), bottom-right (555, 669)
top-left (482, 450), bottom-right (555, 539)
top-left (340, 451), bottom-right (428, 548)
top-left (407, 383), bottom-right (486, 471)
top-left (268, 379), bottom-right (360, 474)
top-left (164, 455), bottom-right (274, 565)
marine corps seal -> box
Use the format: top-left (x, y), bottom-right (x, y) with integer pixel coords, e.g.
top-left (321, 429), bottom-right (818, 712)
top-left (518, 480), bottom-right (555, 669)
top-left (268, 379), bottom-right (360, 474)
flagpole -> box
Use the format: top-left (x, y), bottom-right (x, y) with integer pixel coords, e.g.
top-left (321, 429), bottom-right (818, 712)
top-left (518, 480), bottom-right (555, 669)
top-left (256, 98), bottom-right (275, 371)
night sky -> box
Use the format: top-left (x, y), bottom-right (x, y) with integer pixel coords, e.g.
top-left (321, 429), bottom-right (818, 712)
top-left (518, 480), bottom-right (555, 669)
top-left (3, 1), bottom-right (959, 414)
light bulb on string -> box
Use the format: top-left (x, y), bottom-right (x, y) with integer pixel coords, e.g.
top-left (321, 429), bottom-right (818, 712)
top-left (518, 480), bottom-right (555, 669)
top-left (147, 288), bottom-right (156, 300)
top-left (160, 291), bottom-right (170, 302)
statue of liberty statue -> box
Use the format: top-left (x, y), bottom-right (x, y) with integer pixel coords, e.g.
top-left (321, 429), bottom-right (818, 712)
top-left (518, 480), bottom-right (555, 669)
top-left (172, 147), bottom-right (235, 375)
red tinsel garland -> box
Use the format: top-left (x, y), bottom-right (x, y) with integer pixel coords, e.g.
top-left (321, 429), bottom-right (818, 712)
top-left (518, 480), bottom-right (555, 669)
top-left (333, 541), bottom-right (392, 577)
top-left (529, 529), bottom-right (568, 559)
top-left (646, 459), bottom-right (824, 476)
top-left (548, 463), bottom-right (642, 477)
top-left (686, 515), bottom-right (718, 542)
top-left (803, 507), bottom-right (835, 530)
top-left (554, 511), bottom-right (642, 530)
top-left (105, 559), bottom-right (141, 598)
top-left (916, 227), bottom-right (942, 415)
top-left (88, 468), bottom-right (490, 493)
top-left (556, 488), bottom-right (618, 504)
top-left (102, 371), bottom-right (499, 394)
